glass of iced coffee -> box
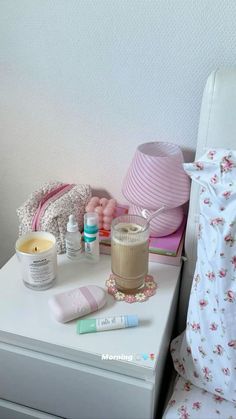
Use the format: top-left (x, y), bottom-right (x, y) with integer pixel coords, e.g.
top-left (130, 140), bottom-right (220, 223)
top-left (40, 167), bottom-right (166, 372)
top-left (111, 214), bottom-right (149, 293)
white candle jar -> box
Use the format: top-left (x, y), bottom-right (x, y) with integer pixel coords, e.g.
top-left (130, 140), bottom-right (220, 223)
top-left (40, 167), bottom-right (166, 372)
top-left (15, 231), bottom-right (57, 290)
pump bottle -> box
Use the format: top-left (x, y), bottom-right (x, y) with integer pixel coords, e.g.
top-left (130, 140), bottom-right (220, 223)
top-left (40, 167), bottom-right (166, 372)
top-left (84, 212), bottom-right (100, 262)
top-left (65, 214), bottom-right (82, 260)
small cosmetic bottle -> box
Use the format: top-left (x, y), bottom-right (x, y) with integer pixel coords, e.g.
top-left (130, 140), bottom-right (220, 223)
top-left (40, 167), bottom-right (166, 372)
top-left (65, 214), bottom-right (82, 260)
top-left (84, 212), bottom-right (100, 262)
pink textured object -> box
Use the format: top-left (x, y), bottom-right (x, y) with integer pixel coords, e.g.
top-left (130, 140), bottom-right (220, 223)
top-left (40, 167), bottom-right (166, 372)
top-left (48, 285), bottom-right (106, 323)
top-left (86, 197), bottom-right (117, 230)
top-left (95, 206), bottom-right (103, 215)
top-left (103, 206), bottom-right (114, 216)
top-left (100, 198), bottom-right (108, 207)
top-left (122, 142), bottom-right (190, 209)
top-left (128, 204), bottom-right (184, 237)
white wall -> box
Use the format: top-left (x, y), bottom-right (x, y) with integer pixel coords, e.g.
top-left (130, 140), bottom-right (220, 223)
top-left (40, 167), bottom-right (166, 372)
top-left (1, 0), bottom-right (236, 267)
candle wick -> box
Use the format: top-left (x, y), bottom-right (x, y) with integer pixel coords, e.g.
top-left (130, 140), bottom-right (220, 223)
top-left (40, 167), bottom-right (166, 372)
top-left (35, 246), bottom-right (38, 252)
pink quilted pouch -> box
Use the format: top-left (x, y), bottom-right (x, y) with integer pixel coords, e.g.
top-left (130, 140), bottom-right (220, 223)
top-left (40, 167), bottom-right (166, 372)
top-left (17, 181), bottom-right (92, 254)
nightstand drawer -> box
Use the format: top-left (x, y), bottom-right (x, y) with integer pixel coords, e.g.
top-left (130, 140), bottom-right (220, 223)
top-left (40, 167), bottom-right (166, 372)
top-left (0, 398), bottom-right (60, 419)
top-left (0, 343), bottom-right (154, 419)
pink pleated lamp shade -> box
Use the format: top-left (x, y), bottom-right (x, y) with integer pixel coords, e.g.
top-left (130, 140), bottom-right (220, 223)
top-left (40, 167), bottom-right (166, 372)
top-left (122, 142), bottom-right (190, 210)
top-left (128, 204), bottom-right (184, 237)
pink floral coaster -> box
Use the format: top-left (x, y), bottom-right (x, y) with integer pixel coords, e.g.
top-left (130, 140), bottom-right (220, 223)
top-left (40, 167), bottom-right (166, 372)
top-left (106, 274), bottom-right (157, 303)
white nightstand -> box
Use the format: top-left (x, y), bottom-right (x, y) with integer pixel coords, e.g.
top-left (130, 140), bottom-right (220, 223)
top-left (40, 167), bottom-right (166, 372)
top-left (0, 254), bottom-right (181, 419)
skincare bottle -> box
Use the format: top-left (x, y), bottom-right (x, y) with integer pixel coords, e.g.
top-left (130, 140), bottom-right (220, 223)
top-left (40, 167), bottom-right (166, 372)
top-left (84, 212), bottom-right (99, 262)
top-left (65, 214), bottom-right (82, 260)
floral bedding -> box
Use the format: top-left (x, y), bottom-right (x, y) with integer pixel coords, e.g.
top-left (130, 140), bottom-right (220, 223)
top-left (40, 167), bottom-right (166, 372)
top-left (170, 149), bottom-right (236, 403)
top-left (163, 375), bottom-right (236, 419)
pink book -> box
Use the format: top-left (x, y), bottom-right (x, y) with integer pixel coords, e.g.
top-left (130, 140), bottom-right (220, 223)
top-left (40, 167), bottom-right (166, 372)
top-left (148, 236), bottom-right (184, 266)
top-left (149, 217), bottom-right (186, 256)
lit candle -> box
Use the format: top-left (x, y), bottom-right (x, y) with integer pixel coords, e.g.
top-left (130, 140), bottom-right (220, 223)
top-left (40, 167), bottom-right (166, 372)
top-left (16, 232), bottom-right (57, 290)
top-left (18, 238), bottom-right (54, 254)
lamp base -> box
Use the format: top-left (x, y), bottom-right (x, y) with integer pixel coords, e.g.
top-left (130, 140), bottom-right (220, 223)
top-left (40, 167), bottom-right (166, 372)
top-left (128, 204), bottom-right (184, 237)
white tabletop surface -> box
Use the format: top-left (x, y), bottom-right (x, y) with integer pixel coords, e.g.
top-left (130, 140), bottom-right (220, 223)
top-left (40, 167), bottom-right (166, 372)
top-left (0, 254), bottom-right (181, 380)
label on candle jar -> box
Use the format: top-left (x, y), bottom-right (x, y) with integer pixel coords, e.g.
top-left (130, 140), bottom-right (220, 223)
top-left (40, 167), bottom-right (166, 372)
top-left (28, 257), bottom-right (55, 285)
top-left (20, 250), bottom-right (57, 289)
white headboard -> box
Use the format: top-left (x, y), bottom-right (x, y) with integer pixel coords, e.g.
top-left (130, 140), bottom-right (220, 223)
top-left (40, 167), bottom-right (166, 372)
top-left (178, 67), bottom-right (236, 332)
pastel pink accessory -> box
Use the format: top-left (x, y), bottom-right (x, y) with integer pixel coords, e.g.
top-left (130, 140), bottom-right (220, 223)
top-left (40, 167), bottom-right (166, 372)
top-left (31, 184), bottom-right (74, 231)
top-left (86, 197), bottom-right (117, 230)
top-left (106, 274), bottom-right (157, 303)
top-left (122, 142), bottom-right (190, 237)
top-left (122, 142), bottom-right (190, 209)
top-left (17, 181), bottom-right (91, 253)
top-left (48, 285), bottom-right (106, 323)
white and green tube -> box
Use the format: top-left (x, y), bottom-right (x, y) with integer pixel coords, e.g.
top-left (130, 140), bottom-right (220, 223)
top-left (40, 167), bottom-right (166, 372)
top-left (77, 315), bottom-right (139, 334)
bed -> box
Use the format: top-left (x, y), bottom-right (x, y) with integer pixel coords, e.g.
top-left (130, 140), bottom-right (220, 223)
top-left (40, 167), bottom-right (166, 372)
top-left (163, 68), bottom-right (236, 419)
